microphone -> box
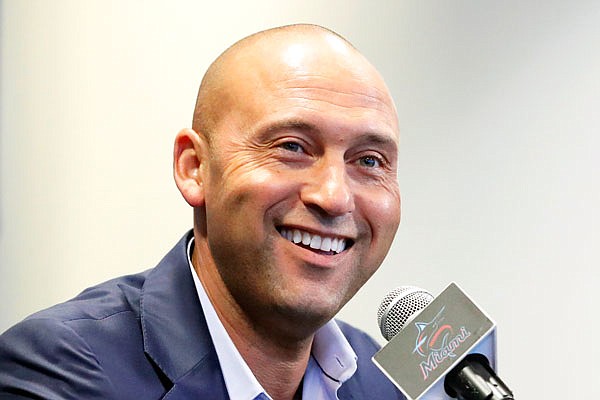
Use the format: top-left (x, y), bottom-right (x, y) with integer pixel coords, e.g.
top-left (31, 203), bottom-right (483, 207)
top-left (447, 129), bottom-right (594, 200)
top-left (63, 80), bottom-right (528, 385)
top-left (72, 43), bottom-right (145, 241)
top-left (372, 283), bottom-right (514, 400)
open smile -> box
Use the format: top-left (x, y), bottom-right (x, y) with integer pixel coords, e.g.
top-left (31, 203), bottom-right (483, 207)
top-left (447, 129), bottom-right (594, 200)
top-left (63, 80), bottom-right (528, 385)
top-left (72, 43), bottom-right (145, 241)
top-left (277, 227), bottom-right (353, 254)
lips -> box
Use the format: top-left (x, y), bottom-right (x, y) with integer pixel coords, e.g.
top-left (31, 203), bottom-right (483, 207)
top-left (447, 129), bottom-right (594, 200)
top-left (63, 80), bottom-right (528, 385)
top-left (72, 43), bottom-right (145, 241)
top-left (278, 227), bottom-right (349, 254)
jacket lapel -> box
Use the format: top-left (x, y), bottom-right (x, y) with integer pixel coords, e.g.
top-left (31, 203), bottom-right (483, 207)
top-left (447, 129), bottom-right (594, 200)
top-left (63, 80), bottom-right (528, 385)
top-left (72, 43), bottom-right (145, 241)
top-left (140, 231), bottom-right (228, 399)
top-left (161, 349), bottom-right (228, 399)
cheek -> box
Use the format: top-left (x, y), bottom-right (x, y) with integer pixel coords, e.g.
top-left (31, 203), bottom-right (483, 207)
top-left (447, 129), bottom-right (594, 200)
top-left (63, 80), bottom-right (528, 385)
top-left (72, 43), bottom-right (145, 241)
top-left (227, 171), bottom-right (296, 214)
top-left (362, 185), bottom-right (401, 239)
top-left (212, 148), bottom-right (296, 203)
top-left (206, 160), bottom-right (301, 233)
top-left (352, 187), bottom-right (400, 275)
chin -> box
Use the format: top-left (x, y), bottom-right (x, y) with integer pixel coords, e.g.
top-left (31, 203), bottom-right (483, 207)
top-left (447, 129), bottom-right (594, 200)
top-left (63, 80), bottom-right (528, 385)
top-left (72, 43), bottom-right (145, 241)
top-left (272, 294), bottom-right (343, 332)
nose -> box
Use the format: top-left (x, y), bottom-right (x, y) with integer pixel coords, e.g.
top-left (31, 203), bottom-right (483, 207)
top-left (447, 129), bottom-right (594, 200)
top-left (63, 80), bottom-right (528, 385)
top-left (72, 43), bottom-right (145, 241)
top-left (300, 159), bottom-right (355, 217)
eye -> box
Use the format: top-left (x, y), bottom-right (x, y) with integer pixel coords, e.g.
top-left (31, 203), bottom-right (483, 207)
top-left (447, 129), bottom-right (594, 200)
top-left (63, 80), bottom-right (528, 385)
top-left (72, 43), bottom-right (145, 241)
top-left (279, 141), bottom-right (305, 153)
top-left (358, 155), bottom-right (382, 168)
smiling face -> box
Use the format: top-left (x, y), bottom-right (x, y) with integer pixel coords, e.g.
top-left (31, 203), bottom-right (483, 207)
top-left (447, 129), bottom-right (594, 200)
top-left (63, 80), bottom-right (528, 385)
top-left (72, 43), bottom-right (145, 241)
top-left (179, 27), bottom-right (401, 339)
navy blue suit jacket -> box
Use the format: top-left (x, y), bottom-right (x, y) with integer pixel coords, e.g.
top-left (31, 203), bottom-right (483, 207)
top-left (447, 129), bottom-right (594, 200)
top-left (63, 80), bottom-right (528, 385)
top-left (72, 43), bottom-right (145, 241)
top-left (0, 232), bottom-right (403, 399)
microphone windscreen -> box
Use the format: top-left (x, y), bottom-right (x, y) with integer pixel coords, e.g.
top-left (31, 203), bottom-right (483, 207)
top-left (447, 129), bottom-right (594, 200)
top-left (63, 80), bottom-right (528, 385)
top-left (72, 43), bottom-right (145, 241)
top-left (377, 286), bottom-right (434, 341)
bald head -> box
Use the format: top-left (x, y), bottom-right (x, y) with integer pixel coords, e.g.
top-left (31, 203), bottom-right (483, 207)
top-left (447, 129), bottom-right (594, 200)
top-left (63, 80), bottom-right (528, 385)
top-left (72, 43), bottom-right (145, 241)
top-left (175, 24), bottom-right (401, 340)
top-left (192, 24), bottom-right (397, 143)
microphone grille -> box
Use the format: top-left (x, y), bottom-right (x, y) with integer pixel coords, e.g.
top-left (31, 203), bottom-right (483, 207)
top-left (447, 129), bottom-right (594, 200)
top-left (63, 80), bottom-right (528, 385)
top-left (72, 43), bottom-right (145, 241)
top-left (377, 286), bottom-right (434, 341)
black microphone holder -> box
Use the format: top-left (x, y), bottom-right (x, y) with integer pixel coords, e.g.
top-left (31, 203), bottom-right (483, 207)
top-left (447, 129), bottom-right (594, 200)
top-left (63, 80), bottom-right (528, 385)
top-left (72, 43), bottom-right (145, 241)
top-left (444, 354), bottom-right (514, 400)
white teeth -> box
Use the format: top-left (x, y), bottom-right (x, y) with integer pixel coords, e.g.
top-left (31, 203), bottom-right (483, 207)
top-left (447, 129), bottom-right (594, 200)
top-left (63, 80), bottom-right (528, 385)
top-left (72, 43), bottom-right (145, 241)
top-left (337, 239), bottom-right (346, 253)
top-left (331, 237), bottom-right (339, 251)
top-left (302, 232), bottom-right (311, 245)
top-left (292, 229), bottom-right (302, 244)
top-left (279, 228), bottom-right (347, 254)
top-left (309, 235), bottom-right (322, 249)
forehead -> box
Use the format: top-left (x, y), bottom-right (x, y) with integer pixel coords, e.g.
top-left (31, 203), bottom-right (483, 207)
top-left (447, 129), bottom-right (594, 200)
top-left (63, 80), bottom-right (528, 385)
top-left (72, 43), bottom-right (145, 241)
top-left (274, 73), bottom-right (397, 130)
top-left (212, 34), bottom-right (399, 143)
top-left (262, 78), bottom-right (396, 147)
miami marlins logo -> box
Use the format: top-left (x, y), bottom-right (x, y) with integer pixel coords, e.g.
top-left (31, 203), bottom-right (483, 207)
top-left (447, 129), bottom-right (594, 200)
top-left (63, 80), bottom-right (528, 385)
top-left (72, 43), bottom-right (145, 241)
top-left (412, 306), bottom-right (471, 380)
top-left (413, 306), bottom-right (454, 357)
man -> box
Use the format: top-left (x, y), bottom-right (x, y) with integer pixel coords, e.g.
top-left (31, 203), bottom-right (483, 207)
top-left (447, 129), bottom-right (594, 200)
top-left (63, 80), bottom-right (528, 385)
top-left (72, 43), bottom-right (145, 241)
top-left (0, 24), bottom-right (403, 399)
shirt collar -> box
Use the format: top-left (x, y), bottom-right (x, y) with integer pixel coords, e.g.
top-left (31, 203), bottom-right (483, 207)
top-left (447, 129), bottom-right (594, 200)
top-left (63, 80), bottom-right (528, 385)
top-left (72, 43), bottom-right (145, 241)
top-left (186, 237), bottom-right (357, 399)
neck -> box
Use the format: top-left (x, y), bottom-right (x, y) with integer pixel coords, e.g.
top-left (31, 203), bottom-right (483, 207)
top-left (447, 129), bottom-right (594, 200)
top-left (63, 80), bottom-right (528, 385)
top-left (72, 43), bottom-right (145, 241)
top-left (227, 320), bottom-right (312, 400)
top-left (192, 239), bottom-right (314, 400)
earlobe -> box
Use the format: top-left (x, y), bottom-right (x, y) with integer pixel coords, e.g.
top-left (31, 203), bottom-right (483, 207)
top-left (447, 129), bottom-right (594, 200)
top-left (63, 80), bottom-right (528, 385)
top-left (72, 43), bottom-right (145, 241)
top-left (173, 128), bottom-right (206, 207)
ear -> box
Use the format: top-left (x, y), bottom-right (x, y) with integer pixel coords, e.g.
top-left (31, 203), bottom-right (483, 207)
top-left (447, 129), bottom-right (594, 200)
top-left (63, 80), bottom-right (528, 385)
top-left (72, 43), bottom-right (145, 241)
top-left (173, 128), bottom-right (207, 207)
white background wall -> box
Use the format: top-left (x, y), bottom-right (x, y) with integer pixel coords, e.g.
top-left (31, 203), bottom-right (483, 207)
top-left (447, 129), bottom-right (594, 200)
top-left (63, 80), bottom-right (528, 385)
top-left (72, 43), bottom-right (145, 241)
top-left (1, 1), bottom-right (598, 398)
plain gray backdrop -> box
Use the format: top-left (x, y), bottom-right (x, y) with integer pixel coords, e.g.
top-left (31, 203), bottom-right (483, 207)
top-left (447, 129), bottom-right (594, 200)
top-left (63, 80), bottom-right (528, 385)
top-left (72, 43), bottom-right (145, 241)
top-left (2, 1), bottom-right (598, 398)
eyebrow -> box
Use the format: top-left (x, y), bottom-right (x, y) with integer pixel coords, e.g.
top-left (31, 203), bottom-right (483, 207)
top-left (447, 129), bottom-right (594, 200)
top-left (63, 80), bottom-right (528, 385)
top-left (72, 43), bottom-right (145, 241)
top-left (261, 119), bottom-right (319, 137)
top-left (354, 132), bottom-right (398, 151)
top-left (260, 119), bottom-right (398, 150)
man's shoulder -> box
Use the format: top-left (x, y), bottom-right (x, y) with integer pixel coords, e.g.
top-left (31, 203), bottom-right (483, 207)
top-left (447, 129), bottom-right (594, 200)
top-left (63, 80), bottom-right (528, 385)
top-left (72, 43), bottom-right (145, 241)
top-left (0, 268), bottom-right (152, 369)
top-left (13, 231), bottom-right (194, 328)
top-left (336, 319), bottom-right (405, 400)
top-left (335, 319), bottom-right (381, 352)
top-left (0, 270), bottom-right (154, 399)
top-left (0, 231), bottom-right (196, 398)
top-left (23, 269), bottom-right (150, 325)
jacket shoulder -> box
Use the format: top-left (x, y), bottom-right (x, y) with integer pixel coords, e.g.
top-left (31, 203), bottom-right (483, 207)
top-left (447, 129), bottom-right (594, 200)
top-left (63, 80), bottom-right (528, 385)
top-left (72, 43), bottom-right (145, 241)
top-left (24, 270), bottom-right (149, 324)
top-left (0, 270), bottom-right (165, 399)
top-left (337, 320), bottom-right (405, 400)
top-left (0, 317), bottom-right (116, 399)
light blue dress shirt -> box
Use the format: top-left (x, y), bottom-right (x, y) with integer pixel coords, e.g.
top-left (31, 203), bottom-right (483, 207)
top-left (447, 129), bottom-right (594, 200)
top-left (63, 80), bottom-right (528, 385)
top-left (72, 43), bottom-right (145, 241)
top-left (187, 238), bottom-right (358, 400)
